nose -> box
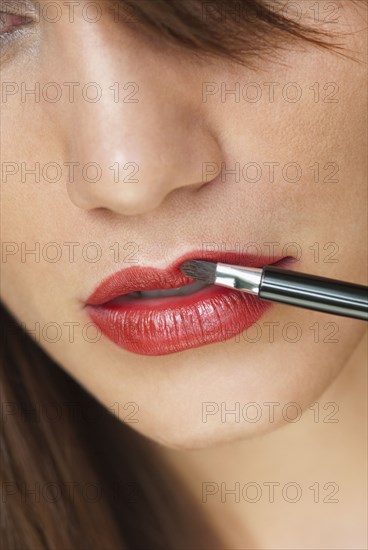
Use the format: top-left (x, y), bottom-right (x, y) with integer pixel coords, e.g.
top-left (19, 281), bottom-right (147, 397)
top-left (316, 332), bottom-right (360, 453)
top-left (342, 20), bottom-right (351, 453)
top-left (61, 21), bottom-right (222, 216)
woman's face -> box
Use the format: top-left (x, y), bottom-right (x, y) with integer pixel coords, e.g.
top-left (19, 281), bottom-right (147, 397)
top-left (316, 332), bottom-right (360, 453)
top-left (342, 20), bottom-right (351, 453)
top-left (1, 0), bottom-right (366, 448)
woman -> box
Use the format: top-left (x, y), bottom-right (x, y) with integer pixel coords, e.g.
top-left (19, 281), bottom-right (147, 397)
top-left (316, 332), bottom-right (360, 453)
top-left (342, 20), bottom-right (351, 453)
top-left (1, 0), bottom-right (367, 548)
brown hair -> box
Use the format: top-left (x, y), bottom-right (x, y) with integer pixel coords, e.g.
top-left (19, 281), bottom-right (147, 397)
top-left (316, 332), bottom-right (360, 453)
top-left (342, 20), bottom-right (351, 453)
top-left (122, 0), bottom-right (363, 67)
top-left (1, 302), bottom-right (222, 548)
top-left (0, 1), bottom-right (362, 548)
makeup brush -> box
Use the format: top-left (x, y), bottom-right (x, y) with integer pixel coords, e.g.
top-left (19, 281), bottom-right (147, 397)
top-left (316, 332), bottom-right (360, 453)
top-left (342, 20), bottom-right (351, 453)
top-left (180, 261), bottom-right (368, 321)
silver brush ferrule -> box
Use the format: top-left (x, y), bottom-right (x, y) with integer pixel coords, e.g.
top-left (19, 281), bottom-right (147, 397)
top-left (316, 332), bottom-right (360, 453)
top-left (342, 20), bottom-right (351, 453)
top-left (214, 263), bottom-right (263, 295)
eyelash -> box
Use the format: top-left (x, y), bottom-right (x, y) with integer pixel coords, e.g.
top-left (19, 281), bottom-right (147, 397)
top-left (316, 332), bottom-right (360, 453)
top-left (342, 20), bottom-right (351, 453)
top-left (0, 12), bottom-right (33, 43)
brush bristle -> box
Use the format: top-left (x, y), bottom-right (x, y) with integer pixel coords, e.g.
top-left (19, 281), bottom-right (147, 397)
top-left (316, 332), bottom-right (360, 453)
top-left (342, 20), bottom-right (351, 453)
top-left (180, 260), bottom-right (217, 283)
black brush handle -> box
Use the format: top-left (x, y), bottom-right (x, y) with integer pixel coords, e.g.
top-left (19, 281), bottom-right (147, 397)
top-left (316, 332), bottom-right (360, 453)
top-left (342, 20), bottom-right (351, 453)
top-left (259, 267), bottom-right (368, 320)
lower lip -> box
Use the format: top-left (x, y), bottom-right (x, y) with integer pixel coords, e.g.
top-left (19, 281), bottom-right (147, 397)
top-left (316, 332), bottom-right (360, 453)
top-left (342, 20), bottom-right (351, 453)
top-left (86, 283), bottom-right (272, 356)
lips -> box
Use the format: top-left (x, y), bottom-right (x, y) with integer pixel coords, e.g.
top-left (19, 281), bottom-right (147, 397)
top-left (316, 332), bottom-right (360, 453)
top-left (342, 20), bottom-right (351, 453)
top-left (85, 251), bottom-right (286, 356)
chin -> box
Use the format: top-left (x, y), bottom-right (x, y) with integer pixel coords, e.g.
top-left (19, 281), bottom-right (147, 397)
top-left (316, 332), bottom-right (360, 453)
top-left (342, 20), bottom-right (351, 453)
top-left (124, 395), bottom-right (311, 451)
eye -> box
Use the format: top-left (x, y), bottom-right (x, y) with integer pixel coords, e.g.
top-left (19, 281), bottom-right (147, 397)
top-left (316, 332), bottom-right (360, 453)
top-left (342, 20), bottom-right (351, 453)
top-left (0, 11), bottom-right (33, 38)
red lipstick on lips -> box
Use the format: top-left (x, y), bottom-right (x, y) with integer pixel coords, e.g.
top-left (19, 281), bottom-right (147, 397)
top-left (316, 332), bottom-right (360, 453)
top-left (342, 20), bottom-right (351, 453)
top-left (85, 251), bottom-right (286, 356)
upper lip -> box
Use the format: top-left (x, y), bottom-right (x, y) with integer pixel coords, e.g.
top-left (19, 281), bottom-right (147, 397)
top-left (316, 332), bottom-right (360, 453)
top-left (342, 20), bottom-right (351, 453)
top-left (86, 250), bottom-right (288, 306)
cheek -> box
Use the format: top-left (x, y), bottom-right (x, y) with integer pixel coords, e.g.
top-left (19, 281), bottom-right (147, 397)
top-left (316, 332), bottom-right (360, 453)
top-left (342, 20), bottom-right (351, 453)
top-left (204, 49), bottom-right (367, 278)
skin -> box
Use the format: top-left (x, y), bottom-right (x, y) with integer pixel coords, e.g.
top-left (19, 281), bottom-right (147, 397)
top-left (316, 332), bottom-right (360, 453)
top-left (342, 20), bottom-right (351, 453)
top-left (1, 1), bottom-right (367, 546)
